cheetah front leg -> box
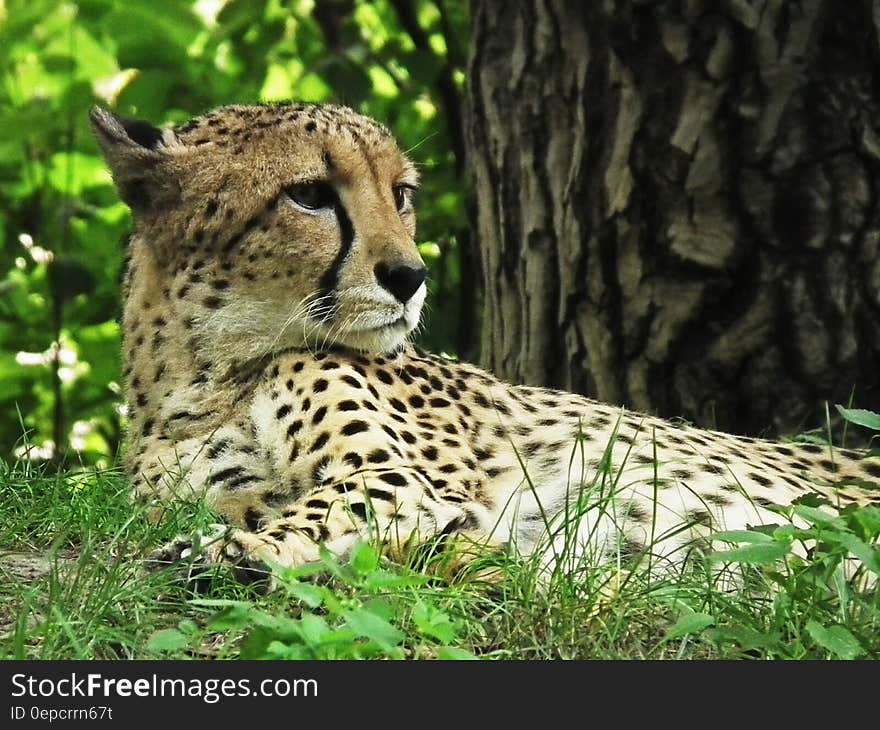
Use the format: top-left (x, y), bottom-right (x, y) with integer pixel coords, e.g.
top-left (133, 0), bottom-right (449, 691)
top-left (132, 420), bottom-right (277, 524)
top-left (240, 467), bottom-right (470, 564)
top-left (152, 467), bottom-right (469, 586)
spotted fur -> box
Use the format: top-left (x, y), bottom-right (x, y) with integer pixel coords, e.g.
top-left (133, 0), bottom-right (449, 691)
top-left (91, 102), bottom-right (880, 584)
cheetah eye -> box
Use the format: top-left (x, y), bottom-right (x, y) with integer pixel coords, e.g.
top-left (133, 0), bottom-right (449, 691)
top-left (286, 181), bottom-right (336, 210)
top-left (393, 184), bottom-right (415, 213)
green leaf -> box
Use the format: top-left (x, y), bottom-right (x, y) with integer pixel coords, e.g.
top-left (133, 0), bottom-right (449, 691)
top-left (835, 405), bottom-right (880, 432)
top-left (297, 613), bottom-right (333, 647)
top-left (437, 646), bottom-right (478, 660)
top-left (177, 619), bottom-right (198, 635)
top-left (846, 505), bottom-right (880, 537)
top-left (240, 626), bottom-right (292, 660)
top-left (342, 607), bottom-right (404, 652)
top-left (706, 625), bottom-right (783, 653)
top-left (412, 601), bottom-right (458, 643)
top-left (195, 600), bottom-right (256, 631)
top-left (709, 541), bottom-right (791, 564)
top-left (820, 531), bottom-right (880, 574)
top-left (350, 541), bottom-right (380, 575)
top-left (363, 569), bottom-right (426, 590)
top-left (791, 492), bottom-right (834, 508)
top-left (147, 628), bottom-right (189, 653)
top-left (791, 505), bottom-right (845, 529)
top-left (664, 613), bottom-right (715, 641)
top-left (278, 561), bottom-right (333, 582)
top-left (805, 621), bottom-right (864, 659)
top-left (284, 580), bottom-right (324, 608)
top-left (261, 640), bottom-right (310, 660)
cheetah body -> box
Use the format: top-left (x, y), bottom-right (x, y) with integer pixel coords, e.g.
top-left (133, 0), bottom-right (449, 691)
top-left (90, 102), bottom-right (880, 581)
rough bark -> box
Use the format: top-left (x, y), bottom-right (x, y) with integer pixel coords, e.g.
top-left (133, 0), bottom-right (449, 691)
top-left (465, 0), bottom-right (880, 436)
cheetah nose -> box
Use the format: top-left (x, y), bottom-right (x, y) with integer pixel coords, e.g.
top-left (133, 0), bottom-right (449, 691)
top-left (374, 262), bottom-right (427, 303)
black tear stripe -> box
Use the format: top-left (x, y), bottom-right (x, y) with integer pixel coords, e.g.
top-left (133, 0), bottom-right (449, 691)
top-left (316, 201), bottom-right (355, 320)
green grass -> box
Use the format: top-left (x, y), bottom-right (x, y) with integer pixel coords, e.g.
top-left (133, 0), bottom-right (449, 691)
top-left (2, 449), bottom-right (879, 660)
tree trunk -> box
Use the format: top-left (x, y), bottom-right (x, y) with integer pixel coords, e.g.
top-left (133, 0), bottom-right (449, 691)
top-left (464, 0), bottom-right (880, 436)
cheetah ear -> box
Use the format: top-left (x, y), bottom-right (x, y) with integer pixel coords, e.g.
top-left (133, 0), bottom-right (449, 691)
top-left (89, 107), bottom-right (179, 214)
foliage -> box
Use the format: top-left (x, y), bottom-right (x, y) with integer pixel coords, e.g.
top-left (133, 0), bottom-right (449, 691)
top-left (149, 543), bottom-right (476, 660)
top-left (701, 502), bottom-right (880, 659)
top-left (3, 451), bottom-right (879, 660)
top-left (641, 407), bottom-right (880, 659)
top-left (837, 404), bottom-right (880, 449)
top-left (0, 0), bottom-right (469, 463)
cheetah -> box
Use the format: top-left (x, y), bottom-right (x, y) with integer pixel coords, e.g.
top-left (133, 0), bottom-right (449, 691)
top-left (90, 102), bottom-right (880, 586)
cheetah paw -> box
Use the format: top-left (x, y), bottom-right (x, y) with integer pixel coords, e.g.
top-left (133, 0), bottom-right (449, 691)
top-left (147, 524), bottom-right (276, 589)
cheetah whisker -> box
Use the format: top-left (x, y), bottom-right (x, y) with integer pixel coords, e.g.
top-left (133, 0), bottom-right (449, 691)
top-left (266, 290), bottom-right (335, 357)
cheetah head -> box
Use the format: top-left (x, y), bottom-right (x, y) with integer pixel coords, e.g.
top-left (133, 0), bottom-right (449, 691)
top-left (91, 103), bottom-right (426, 362)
